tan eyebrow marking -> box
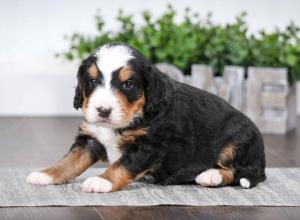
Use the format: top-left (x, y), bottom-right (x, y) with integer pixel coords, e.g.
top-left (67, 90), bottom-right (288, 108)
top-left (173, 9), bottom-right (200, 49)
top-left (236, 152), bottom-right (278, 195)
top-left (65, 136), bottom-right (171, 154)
top-left (88, 63), bottom-right (100, 79)
top-left (118, 66), bottom-right (135, 83)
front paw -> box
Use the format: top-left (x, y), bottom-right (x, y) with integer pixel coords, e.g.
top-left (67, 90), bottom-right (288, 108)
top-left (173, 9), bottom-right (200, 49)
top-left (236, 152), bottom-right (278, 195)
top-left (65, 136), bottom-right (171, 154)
top-left (26, 171), bottom-right (54, 185)
top-left (81, 176), bottom-right (113, 193)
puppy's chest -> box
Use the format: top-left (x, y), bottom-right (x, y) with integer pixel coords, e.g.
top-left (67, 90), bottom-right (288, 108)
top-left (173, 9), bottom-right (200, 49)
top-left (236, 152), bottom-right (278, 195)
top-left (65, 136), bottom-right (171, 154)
top-left (88, 125), bottom-right (122, 164)
top-left (85, 124), bottom-right (148, 164)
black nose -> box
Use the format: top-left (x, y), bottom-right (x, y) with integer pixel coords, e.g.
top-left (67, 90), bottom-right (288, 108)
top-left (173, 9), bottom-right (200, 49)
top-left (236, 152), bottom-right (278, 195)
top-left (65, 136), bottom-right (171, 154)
top-left (97, 107), bottom-right (112, 118)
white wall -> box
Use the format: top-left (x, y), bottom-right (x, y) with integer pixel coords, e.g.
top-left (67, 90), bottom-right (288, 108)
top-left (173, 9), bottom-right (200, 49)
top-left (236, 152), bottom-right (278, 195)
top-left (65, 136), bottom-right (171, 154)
top-left (1, 0), bottom-right (300, 116)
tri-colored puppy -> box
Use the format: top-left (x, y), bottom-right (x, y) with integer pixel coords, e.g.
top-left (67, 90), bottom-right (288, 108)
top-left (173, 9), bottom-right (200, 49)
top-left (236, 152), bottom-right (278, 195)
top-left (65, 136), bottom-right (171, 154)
top-left (27, 43), bottom-right (266, 192)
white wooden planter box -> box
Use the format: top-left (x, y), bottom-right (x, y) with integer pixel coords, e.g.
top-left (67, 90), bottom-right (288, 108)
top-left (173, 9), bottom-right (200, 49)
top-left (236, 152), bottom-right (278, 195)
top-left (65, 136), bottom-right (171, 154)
top-left (246, 67), bottom-right (296, 134)
top-left (156, 63), bottom-right (298, 134)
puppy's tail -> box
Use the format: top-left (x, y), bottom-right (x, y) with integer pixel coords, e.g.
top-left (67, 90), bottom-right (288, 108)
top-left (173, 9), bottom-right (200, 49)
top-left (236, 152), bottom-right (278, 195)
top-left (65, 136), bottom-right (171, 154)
top-left (235, 166), bottom-right (266, 188)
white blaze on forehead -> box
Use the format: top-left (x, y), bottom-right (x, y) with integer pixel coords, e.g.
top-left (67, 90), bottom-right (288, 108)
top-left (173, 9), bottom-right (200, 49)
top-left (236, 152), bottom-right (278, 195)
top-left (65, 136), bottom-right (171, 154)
top-left (95, 45), bottom-right (133, 88)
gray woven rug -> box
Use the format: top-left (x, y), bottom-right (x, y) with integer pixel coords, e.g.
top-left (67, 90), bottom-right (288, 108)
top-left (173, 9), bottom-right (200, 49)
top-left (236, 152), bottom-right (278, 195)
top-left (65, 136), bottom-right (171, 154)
top-left (1, 168), bottom-right (300, 207)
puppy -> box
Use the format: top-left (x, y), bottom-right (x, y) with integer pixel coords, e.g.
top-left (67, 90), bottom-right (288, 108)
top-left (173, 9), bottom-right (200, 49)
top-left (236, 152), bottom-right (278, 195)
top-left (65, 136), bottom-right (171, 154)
top-left (27, 43), bottom-right (266, 192)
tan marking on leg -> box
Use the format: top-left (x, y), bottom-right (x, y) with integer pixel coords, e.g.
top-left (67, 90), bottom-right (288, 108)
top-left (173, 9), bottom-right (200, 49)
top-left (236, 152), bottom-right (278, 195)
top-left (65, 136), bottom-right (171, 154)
top-left (217, 142), bottom-right (237, 170)
top-left (214, 142), bottom-right (237, 186)
top-left (100, 161), bottom-right (157, 191)
top-left (118, 66), bottom-right (135, 83)
top-left (100, 162), bottom-right (134, 191)
top-left (219, 169), bottom-right (235, 186)
top-left (42, 148), bottom-right (93, 184)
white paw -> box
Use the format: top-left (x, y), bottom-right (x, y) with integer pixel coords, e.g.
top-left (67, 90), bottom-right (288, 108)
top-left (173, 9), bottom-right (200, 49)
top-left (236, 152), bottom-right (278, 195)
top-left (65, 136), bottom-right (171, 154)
top-left (195, 169), bottom-right (222, 187)
top-left (240, 178), bottom-right (251, 189)
top-left (26, 171), bottom-right (54, 185)
top-left (81, 176), bottom-right (113, 193)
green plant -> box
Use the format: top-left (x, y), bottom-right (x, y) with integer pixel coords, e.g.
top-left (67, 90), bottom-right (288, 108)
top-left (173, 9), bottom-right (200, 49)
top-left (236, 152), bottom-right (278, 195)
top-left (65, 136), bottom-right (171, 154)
top-left (58, 5), bottom-right (300, 83)
top-left (247, 23), bottom-right (300, 82)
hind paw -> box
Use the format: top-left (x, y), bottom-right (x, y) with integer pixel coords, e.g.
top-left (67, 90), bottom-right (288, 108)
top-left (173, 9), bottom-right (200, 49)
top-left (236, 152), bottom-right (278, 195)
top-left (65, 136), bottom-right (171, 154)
top-left (195, 169), bottom-right (222, 187)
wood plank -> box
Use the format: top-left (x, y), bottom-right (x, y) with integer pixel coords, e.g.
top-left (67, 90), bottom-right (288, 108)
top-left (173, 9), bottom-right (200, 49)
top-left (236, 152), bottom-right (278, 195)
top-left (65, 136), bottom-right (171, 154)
top-left (95, 206), bottom-right (197, 220)
top-left (0, 207), bottom-right (103, 220)
top-left (96, 206), bottom-right (300, 220)
top-left (186, 206), bottom-right (300, 220)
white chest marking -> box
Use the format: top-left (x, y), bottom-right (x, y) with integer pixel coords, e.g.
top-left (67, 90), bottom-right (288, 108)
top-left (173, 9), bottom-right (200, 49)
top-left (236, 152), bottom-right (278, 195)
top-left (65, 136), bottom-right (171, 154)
top-left (87, 124), bottom-right (121, 164)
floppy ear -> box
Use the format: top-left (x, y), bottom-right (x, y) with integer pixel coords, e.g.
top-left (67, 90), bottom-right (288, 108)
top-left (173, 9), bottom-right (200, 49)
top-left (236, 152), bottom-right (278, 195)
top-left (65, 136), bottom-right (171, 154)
top-left (73, 55), bottom-right (98, 110)
top-left (144, 66), bottom-right (173, 117)
top-left (73, 83), bottom-right (83, 110)
top-left (73, 59), bottom-right (87, 110)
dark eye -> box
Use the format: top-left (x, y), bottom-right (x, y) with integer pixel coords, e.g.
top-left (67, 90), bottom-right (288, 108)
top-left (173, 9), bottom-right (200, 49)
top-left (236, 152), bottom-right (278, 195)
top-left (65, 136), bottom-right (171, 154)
top-left (88, 76), bottom-right (102, 86)
top-left (123, 80), bottom-right (134, 90)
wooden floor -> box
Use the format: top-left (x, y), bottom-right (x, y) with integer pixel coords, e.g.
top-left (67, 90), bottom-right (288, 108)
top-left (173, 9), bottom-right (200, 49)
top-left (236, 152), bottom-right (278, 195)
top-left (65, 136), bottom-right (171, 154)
top-left (0, 117), bottom-right (300, 220)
